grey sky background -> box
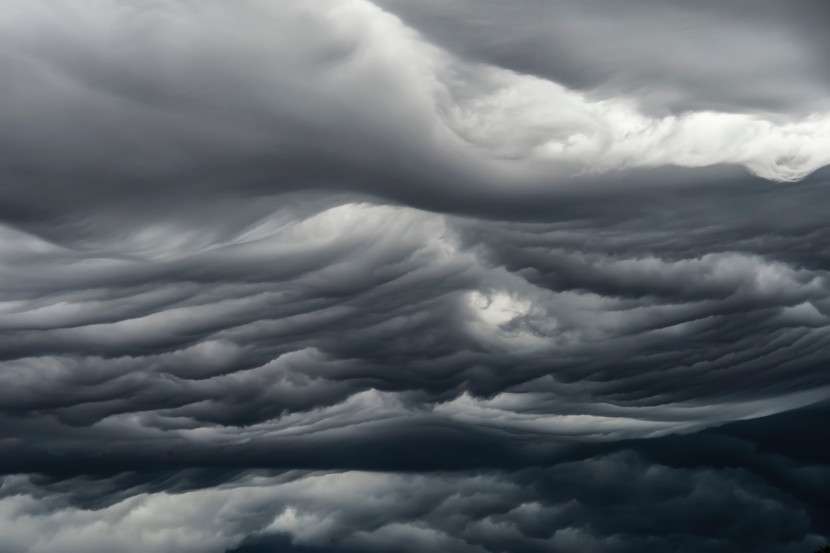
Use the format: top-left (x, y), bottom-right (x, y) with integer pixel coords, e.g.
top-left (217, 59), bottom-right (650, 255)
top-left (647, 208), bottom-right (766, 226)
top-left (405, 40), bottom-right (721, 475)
top-left (1, 1), bottom-right (829, 552)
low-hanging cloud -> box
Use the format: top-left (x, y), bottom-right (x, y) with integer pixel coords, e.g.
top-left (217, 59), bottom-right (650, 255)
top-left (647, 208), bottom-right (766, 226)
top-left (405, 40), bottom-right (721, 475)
top-left (2, 1), bottom-right (830, 552)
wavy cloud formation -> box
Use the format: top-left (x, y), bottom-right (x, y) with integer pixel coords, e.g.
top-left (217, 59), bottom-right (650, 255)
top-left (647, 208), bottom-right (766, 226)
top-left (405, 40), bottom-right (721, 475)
top-left (1, 1), bottom-right (829, 552)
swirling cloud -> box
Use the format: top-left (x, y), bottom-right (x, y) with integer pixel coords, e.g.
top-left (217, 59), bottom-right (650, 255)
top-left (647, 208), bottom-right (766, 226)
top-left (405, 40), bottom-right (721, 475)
top-left (1, 1), bottom-right (829, 552)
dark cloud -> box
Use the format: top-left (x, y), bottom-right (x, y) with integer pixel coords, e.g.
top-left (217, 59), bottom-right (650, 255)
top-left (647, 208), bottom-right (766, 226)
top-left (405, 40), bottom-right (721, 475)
top-left (4, 407), bottom-right (828, 553)
top-left (374, 0), bottom-right (830, 115)
top-left (1, 0), bottom-right (829, 552)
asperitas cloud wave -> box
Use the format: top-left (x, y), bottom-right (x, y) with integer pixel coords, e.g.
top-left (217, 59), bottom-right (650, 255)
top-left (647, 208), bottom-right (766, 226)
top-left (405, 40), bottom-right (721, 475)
top-left (1, 1), bottom-right (829, 552)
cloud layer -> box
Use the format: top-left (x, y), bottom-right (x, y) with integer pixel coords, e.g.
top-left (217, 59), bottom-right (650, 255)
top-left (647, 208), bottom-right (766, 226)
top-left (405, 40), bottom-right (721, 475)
top-left (1, 1), bottom-right (829, 552)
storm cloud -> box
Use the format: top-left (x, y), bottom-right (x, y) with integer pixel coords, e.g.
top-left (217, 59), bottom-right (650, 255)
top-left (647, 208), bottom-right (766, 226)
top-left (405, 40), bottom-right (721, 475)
top-left (1, 1), bottom-right (829, 552)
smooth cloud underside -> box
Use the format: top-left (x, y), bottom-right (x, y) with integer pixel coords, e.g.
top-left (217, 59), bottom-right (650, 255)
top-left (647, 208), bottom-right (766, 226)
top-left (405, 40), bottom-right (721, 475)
top-left (1, 1), bottom-right (829, 553)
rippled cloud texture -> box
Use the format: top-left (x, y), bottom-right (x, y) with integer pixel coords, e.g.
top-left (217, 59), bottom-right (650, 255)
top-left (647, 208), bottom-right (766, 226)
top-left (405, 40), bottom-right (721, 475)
top-left (1, 1), bottom-right (830, 552)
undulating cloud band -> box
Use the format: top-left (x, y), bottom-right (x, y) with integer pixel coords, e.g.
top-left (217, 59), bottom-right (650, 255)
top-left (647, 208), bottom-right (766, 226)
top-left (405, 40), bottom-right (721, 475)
top-left (1, 1), bottom-right (829, 552)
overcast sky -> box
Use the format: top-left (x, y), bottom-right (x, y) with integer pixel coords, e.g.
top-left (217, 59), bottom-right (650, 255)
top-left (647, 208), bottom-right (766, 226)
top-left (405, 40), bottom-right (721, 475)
top-left (1, 1), bottom-right (829, 552)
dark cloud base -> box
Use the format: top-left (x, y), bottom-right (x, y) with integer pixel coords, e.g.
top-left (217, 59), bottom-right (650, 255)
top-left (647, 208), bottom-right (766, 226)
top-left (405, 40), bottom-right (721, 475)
top-left (4, 402), bottom-right (828, 553)
top-left (3, 174), bottom-right (830, 552)
top-left (4, 176), bottom-right (830, 552)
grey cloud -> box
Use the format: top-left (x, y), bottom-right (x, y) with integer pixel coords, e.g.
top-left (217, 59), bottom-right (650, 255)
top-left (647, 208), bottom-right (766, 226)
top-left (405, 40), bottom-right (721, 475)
top-left (374, 0), bottom-right (830, 116)
top-left (1, 0), bottom-right (828, 237)
top-left (1, 1), bottom-right (830, 552)
top-left (2, 190), bottom-right (829, 482)
top-left (2, 439), bottom-right (826, 553)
